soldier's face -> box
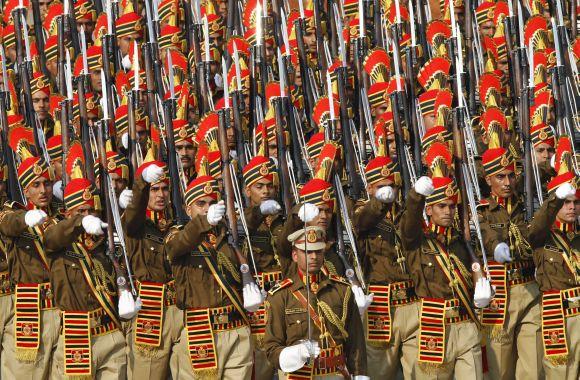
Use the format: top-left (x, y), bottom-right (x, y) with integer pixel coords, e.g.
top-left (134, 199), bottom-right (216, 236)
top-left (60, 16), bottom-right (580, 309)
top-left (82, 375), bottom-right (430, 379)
top-left (292, 247), bottom-right (324, 274)
top-left (308, 203), bottom-right (333, 230)
top-left (32, 91), bottom-right (50, 121)
top-left (46, 58), bottom-right (58, 78)
top-left (77, 19), bottom-right (95, 43)
top-left (118, 33), bottom-right (142, 56)
top-left (372, 103), bottom-right (389, 119)
top-left (90, 70), bottom-right (102, 92)
top-left (24, 177), bottom-right (53, 209)
top-left (245, 178), bottom-right (276, 207)
top-left (486, 170), bottom-right (516, 198)
top-left (423, 113), bottom-right (437, 131)
top-left (426, 199), bottom-right (456, 228)
top-left (67, 204), bottom-right (97, 218)
top-left (148, 182), bottom-right (170, 212)
top-left (534, 143), bottom-right (554, 164)
top-left (556, 197), bottom-right (578, 224)
top-left (110, 173), bottom-right (128, 196)
top-left (52, 159), bottom-right (63, 180)
top-left (480, 21), bottom-right (495, 38)
top-left (175, 140), bottom-right (196, 170)
top-left (186, 196), bottom-right (217, 219)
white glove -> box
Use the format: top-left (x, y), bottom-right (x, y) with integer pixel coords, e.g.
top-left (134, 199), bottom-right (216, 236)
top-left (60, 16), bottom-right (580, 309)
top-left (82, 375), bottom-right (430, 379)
top-left (473, 277), bottom-right (493, 308)
top-left (141, 164), bottom-right (164, 183)
top-left (121, 132), bottom-right (129, 150)
top-left (24, 209), bottom-right (47, 228)
top-left (555, 182), bottom-right (576, 200)
top-left (298, 203), bottom-right (319, 223)
top-left (82, 215), bottom-right (108, 235)
top-left (214, 73), bottom-right (223, 88)
top-left (550, 154), bottom-right (556, 169)
top-left (207, 200), bottom-right (226, 225)
top-left (279, 340), bottom-right (320, 373)
top-left (122, 54), bottom-right (132, 70)
top-left (118, 189), bottom-right (133, 209)
top-left (260, 199), bottom-right (281, 215)
top-left (493, 242), bottom-right (512, 263)
top-left (414, 176), bottom-right (434, 196)
top-left (52, 180), bottom-right (64, 201)
top-left (353, 377), bottom-right (371, 380)
top-left (352, 285), bottom-right (374, 316)
top-left (118, 289), bottom-right (141, 319)
top-left (242, 282), bottom-right (264, 312)
top-left (375, 186), bottom-right (395, 203)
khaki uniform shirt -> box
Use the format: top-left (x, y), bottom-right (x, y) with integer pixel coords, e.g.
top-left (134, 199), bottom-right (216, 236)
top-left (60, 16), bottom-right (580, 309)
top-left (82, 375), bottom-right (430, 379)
top-left (263, 270), bottom-right (367, 376)
top-left (124, 178), bottom-right (173, 284)
top-left (400, 190), bottom-right (473, 299)
top-left (0, 203), bottom-right (59, 284)
top-left (243, 205), bottom-right (287, 276)
top-left (44, 215), bottom-right (116, 312)
top-left (353, 197), bottom-right (411, 284)
top-left (164, 216), bottom-right (242, 310)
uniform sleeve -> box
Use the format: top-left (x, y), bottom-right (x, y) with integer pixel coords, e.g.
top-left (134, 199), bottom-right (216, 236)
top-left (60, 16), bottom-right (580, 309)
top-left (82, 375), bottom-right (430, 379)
top-left (399, 190), bottom-right (425, 251)
top-left (43, 215), bottom-right (84, 253)
top-left (528, 194), bottom-right (564, 249)
top-left (243, 205), bottom-right (265, 232)
top-left (344, 288), bottom-right (368, 376)
top-left (477, 208), bottom-right (501, 258)
top-left (276, 204), bottom-right (302, 261)
top-left (124, 177), bottom-right (149, 237)
top-left (0, 209), bottom-right (28, 237)
top-left (165, 216), bottom-right (213, 261)
top-left (353, 198), bottom-right (388, 235)
top-left (263, 293), bottom-right (288, 370)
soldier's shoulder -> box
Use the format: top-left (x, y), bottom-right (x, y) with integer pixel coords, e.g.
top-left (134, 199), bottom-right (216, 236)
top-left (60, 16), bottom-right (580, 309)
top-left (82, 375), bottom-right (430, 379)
top-left (164, 225), bottom-right (184, 243)
top-left (2, 201), bottom-right (25, 210)
top-left (268, 278), bottom-right (293, 296)
top-left (476, 199), bottom-right (490, 209)
top-left (328, 274), bottom-right (351, 287)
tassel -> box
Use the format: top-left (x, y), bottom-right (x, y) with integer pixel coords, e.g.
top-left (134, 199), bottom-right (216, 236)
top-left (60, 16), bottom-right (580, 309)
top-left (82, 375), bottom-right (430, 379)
top-left (192, 368), bottom-right (219, 380)
top-left (15, 348), bottom-right (38, 362)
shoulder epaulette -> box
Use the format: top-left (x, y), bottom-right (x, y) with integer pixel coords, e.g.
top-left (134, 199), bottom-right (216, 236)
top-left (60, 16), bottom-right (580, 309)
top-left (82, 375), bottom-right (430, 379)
top-left (3, 201), bottom-right (25, 210)
top-left (476, 199), bottom-right (490, 209)
top-left (268, 278), bottom-right (293, 295)
top-left (328, 274), bottom-right (351, 286)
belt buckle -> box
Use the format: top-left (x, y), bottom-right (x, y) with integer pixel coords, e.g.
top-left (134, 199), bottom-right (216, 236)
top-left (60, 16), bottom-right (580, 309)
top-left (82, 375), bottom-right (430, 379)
top-left (393, 289), bottom-right (407, 300)
top-left (510, 269), bottom-right (521, 281)
top-left (216, 314), bottom-right (229, 324)
top-left (43, 288), bottom-right (53, 300)
top-left (445, 307), bottom-right (459, 319)
top-left (90, 316), bottom-right (101, 329)
top-left (567, 299), bottom-right (580, 309)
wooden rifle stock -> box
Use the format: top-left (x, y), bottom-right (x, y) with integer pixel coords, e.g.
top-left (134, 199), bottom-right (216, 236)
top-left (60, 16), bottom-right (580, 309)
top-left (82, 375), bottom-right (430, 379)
top-left (273, 97), bottom-right (293, 215)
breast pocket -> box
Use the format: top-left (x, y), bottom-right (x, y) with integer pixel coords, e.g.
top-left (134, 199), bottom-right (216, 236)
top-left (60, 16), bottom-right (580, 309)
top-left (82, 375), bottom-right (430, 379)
top-left (285, 311), bottom-right (308, 340)
top-left (543, 248), bottom-right (564, 277)
top-left (420, 251), bottom-right (437, 281)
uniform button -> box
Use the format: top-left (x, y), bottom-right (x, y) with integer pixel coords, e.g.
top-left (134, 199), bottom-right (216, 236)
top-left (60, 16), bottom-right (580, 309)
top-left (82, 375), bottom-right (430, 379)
top-left (71, 263), bottom-right (76, 267)
top-left (428, 262), bottom-right (433, 267)
top-left (25, 245), bottom-right (30, 250)
top-left (549, 258), bottom-right (554, 262)
top-left (198, 265), bottom-right (203, 269)
top-left (150, 247), bottom-right (155, 251)
top-left (296, 320), bottom-right (301, 324)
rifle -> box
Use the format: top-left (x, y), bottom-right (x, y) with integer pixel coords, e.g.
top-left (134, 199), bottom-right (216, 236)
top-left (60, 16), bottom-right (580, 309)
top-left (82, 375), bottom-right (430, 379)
top-left (60, 54), bottom-right (75, 186)
top-left (30, 0), bottom-right (48, 78)
top-left (229, 48), bottom-right (248, 167)
top-left (217, 109), bottom-right (258, 287)
top-left (294, 15), bottom-right (315, 127)
top-left (272, 95), bottom-right (294, 214)
top-left (64, 0), bottom-right (80, 57)
top-left (0, 46), bottom-right (24, 204)
top-left (96, 120), bottom-right (133, 294)
top-left (77, 28), bottom-right (95, 182)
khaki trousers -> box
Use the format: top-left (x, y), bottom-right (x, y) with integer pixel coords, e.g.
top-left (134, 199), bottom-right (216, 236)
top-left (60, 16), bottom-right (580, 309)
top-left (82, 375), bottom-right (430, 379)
top-left (1, 306), bottom-right (60, 380)
top-left (416, 321), bottom-right (483, 380)
top-left (174, 324), bottom-right (253, 379)
top-left (253, 344), bottom-right (276, 379)
top-left (366, 301), bottom-right (420, 379)
top-left (127, 305), bottom-right (183, 380)
top-left (484, 282), bottom-right (543, 380)
top-left (0, 294), bottom-right (13, 380)
top-left (52, 329), bottom-right (127, 379)
top-left (543, 313), bottom-right (579, 380)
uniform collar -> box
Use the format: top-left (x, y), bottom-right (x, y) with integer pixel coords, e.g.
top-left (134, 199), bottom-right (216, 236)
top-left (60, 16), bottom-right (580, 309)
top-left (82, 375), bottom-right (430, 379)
top-left (553, 220), bottom-right (576, 234)
top-left (292, 267), bottom-right (331, 294)
top-left (146, 209), bottom-right (169, 230)
top-left (425, 221), bottom-right (452, 245)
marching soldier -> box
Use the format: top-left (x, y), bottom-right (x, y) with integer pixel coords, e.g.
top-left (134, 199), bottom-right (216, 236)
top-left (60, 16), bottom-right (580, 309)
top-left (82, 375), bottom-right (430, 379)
top-left (242, 154), bottom-right (286, 379)
top-left (124, 158), bottom-right (182, 379)
top-left (477, 144), bottom-right (543, 379)
top-left (353, 154), bottom-right (420, 379)
top-left (0, 128), bottom-right (60, 380)
top-left (43, 174), bottom-right (127, 379)
top-left (0, 164), bottom-right (14, 379)
top-left (529, 137), bottom-right (579, 379)
top-left (400, 168), bottom-right (493, 379)
top-left (164, 171), bottom-right (260, 379)
top-left (263, 226), bottom-right (369, 379)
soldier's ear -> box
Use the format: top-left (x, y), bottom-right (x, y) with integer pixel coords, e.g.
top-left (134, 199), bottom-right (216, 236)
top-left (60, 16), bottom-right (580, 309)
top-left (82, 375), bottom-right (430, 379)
top-left (244, 186), bottom-right (251, 198)
top-left (425, 205), bottom-right (433, 217)
top-left (485, 175), bottom-right (492, 187)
